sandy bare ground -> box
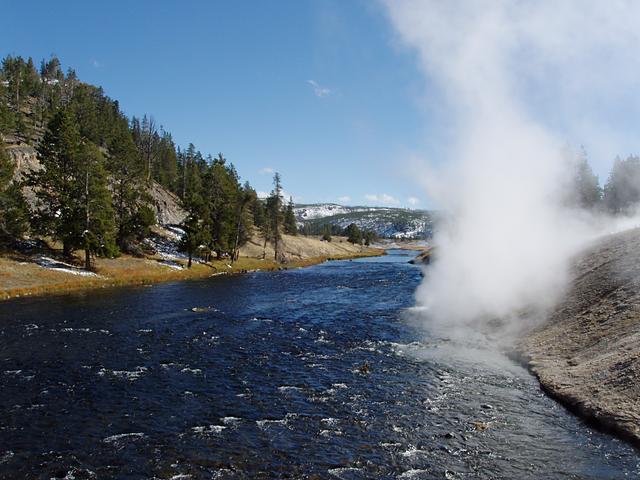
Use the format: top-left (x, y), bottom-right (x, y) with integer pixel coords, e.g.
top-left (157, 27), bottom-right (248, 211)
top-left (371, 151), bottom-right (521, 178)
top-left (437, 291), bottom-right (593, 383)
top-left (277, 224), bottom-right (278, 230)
top-left (519, 228), bottom-right (640, 446)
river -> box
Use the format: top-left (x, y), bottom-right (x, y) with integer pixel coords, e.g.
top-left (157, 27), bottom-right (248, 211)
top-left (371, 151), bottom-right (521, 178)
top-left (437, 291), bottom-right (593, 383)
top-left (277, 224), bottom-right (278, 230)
top-left (0, 250), bottom-right (638, 479)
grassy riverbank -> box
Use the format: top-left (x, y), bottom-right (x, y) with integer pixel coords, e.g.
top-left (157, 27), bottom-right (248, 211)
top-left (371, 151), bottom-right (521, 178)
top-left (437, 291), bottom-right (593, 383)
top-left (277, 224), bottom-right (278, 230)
top-left (0, 235), bottom-right (384, 301)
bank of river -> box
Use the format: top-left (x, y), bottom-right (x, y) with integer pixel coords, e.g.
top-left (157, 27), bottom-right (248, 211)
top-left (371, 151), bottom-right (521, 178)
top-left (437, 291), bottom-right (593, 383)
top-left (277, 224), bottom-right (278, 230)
top-left (520, 227), bottom-right (640, 447)
top-left (0, 249), bottom-right (638, 478)
top-left (0, 238), bottom-right (383, 301)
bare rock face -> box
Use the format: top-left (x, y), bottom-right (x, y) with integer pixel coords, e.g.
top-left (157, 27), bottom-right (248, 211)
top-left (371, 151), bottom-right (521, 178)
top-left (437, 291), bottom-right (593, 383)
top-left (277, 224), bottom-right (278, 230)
top-left (7, 145), bottom-right (41, 207)
top-left (147, 181), bottom-right (186, 226)
top-left (5, 141), bottom-right (185, 227)
top-left (7, 145), bottom-right (41, 179)
top-left (520, 228), bottom-right (640, 445)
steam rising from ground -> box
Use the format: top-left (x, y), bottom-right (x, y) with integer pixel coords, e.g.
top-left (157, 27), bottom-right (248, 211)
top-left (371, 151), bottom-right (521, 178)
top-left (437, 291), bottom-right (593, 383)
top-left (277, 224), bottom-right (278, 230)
top-left (383, 1), bottom-right (640, 334)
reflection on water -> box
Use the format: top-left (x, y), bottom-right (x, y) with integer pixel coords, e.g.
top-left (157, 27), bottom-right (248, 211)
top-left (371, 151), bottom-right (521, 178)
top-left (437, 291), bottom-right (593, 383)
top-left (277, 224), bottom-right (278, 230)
top-left (0, 250), bottom-right (638, 479)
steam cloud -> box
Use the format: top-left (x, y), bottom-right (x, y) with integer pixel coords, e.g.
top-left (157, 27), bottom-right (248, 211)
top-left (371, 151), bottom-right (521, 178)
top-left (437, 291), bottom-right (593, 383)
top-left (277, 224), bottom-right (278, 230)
top-left (382, 1), bottom-right (640, 332)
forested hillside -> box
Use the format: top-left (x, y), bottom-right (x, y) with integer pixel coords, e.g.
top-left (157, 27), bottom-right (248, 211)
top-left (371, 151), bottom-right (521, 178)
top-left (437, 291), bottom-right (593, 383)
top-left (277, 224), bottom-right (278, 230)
top-left (0, 55), bottom-right (303, 269)
top-left (295, 204), bottom-right (433, 239)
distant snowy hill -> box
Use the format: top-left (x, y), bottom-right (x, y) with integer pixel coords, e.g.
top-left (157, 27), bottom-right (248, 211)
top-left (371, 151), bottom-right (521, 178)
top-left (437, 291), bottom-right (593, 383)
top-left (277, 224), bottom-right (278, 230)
top-left (294, 203), bottom-right (433, 239)
top-left (294, 204), bottom-right (365, 220)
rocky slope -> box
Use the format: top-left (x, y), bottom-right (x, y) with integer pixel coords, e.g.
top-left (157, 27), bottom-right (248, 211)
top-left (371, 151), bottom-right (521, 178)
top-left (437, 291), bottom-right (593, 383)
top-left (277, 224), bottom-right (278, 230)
top-left (4, 137), bottom-right (186, 227)
top-left (519, 228), bottom-right (640, 446)
top-left (146, 181), bottom-right (185, 225)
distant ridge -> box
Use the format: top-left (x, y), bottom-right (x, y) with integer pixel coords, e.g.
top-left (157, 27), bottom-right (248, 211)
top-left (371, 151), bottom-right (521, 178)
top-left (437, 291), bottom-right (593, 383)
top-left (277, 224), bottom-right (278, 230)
top-left (294, 203), bottom-right (433, 239)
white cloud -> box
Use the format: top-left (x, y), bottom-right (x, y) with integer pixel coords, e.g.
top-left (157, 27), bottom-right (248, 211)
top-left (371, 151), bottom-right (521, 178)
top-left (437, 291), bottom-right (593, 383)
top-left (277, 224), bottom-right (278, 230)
top-left (307, 80), bottom-right (332, 98)
top-left (338, 195), bottom-right (352, 203)
top-left (259, 167), bottom-right (274, 175)
top-left (407, 196), bottom-right (420, 206)
top-left (91, 59), bottom-right (103, 68)
top-left (256, 191), bottom-right (269, 199)
top-left (364, 193), bottom-right (400, 205)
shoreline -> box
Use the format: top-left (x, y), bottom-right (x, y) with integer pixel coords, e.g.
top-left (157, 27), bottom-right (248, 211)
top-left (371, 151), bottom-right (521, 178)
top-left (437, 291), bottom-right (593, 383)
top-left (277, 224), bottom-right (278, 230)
top-left (0, 248), bottom-right (385, 302)
top-left (518, 228), bottom-right (640, 448)
top-left (527, 359), bottom-right (640, 448)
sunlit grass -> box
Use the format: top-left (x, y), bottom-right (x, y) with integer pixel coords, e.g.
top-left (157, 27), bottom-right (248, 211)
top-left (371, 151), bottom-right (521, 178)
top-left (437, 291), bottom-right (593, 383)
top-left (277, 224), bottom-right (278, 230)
top-left (0, 248), bottom-right (385, 301)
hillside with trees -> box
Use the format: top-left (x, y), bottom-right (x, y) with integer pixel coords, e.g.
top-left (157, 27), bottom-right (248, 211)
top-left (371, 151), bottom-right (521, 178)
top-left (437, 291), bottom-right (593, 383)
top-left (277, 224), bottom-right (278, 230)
top-left (0, 54), bottom-right (320, 271)
top-left (296, 204), bottom-right (433, 240)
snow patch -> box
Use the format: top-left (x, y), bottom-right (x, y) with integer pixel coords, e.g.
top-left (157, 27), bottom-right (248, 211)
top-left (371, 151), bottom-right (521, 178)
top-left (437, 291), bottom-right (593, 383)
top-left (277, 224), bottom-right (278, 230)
top-left (35, 257), bottom-right (102, 277)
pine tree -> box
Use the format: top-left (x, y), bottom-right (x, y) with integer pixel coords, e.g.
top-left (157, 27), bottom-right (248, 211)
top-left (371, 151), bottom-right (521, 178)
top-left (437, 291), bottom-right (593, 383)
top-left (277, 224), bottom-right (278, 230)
top-left (179, 189), bottom-right (209, 268)
top-left (77, 142), bottom-right (117, 269)
top-left (0, 137), bottom-right (28, 248)
top-left (157, 131), bottom-right (178, 191)
top-left (570, 148), bottom-right (601, 209)
top-left (180, 143), bottom-right (197, 200)
top-left (231, 182), bottom-right (257, 262)
top-left (108, 119), bottom-right (152, 250)
top-left (204, 153), bottom-right (238, 259)
top-left (0, 69), bottom-right (15, 132)
top-left (321, 224), bottom-right (332, 242)
top-left (346, 223), bottom-right (362, 245)
top-left (139, 114), bottom-right (158, 182)
top-left (251, 197), bottom-right (270, 258)
top-left (252, 197), bottom-right (267, 232)
top-left (284, 196), bottom-right (297, 235)
top-left (267, 172), bottom-right (284, 261)
top-left (363, 230), bottom-right (376, 246)
top-left (604, 156), bottom-right (640, 214)
top-left (28, 108), bottom-right (116, 266)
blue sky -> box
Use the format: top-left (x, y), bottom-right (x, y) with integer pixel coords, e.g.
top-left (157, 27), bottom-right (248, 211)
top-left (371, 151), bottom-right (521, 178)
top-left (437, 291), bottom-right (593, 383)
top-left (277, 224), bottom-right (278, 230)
top-left (2, 1), bottom-right (431, 208)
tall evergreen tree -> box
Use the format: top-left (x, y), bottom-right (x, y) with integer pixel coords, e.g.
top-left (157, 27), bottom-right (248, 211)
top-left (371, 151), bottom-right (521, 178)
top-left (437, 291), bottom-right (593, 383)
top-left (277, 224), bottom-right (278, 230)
top-left (284, 196), bottom-right (297, 235)
top-left (604, 156), bottom-right (640, 214)
top-left (107, 119), bottom-right (152, 250)
top-left (231, 182), bottom-right (257, 262)
top-left (204, 153), bottom-right (238, 259)
top-left (77, 142), bottom-right (118, 269)
top-left (266, 172), bottom-right (284, 261)
top-left (139, 114), bottom-right (158, 182)
top-left (251, 197), bottom-right (271, 258)
top-left (179, 185), bottom-right (209, 268)
top-left (157, 131), bottom-right (178, 190)
top-left (569, 148), bottom-right (601, 209)
top-left (28, 108), bottom-right (116, 266)
top-left (321, 224), bottom-right (332, 242)
top-left (363, 230), bottom-right (376, 246)
top-left (346, 223), bottom-right (362, 245)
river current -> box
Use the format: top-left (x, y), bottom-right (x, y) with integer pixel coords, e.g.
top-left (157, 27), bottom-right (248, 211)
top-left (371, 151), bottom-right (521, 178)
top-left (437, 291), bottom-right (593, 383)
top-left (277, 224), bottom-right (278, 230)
top-left (0, 250), bottom-right (638, 479)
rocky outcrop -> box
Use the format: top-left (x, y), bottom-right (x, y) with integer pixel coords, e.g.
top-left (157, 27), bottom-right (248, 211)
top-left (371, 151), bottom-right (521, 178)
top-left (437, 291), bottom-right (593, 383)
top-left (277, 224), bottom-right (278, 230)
top-left (7, 144), bottom-right (40, 178)
top-left (147, 181), bottom-right (186, 225)
top-left (519, 228), bottom-right (640, 446)
top-left (5, 141), bottom-right (185, 227)
top-left (6, 144), bottom-right (40, 206)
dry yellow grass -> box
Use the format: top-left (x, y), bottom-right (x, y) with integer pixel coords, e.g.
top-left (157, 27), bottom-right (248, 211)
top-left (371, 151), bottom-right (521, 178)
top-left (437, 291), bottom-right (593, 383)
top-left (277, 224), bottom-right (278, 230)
top-left (0, 243), bottom-right (384, 301)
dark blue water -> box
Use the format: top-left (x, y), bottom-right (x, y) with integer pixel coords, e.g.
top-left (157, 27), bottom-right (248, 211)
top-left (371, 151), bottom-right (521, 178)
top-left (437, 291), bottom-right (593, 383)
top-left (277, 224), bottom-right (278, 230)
top-left (0, 250), bottom-right (638, 479)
